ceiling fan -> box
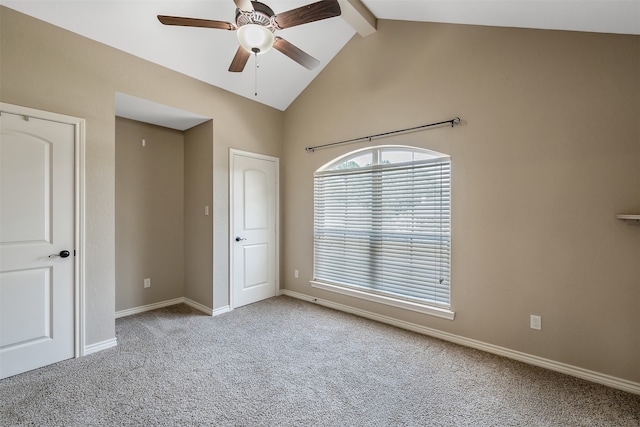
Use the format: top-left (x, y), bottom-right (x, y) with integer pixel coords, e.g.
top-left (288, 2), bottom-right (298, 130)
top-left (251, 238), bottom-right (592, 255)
top-left (158, 0), bottom-right (342, 73)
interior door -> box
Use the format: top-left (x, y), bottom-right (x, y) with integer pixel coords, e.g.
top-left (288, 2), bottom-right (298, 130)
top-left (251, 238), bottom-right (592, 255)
top-left (231, 150), bottom-right (278, 308)
top-left (0, 109), bottom-right (76, 379)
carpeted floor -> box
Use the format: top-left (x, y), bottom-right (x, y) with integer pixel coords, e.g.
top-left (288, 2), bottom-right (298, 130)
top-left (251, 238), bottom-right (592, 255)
top-left (1, 296), bottom-right (639, 426)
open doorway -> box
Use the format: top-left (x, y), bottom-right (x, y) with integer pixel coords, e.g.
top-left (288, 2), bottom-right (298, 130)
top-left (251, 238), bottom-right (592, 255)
top-left (114, 93), bottom-right (214, 316)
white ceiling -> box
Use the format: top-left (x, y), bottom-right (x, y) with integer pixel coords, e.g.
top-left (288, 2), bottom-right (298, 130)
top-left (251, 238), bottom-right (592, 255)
top-left (364, 0), bottom-right (640, 36)
top-left (2, 0), bottom-right (638, 125)
top-left (115, 92), bottom-right (211, 131)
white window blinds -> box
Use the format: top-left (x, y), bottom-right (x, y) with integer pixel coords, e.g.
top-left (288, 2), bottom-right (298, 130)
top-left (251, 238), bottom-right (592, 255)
top-left (313, 156), bottom-right (451, 307)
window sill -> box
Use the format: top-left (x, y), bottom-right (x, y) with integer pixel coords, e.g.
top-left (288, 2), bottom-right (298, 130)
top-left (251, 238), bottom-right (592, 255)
top-left (310, 280), bottom-right (455, 320)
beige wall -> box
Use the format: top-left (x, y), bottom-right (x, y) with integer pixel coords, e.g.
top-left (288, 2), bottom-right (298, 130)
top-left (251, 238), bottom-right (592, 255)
top-left (184, 120), bottom-right (214, 308)
top-left (0, 7), bottom-right (283, 345)
top-left (282, 21), bottom-right (640, 382)
top-left (115, 118), bottom-right (185, 311)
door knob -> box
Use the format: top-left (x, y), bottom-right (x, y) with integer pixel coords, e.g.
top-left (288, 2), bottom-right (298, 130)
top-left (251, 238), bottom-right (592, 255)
top-left (235, 237), bottom-right (247, 242)
top-left (49, 250), bottom-right (71, 258)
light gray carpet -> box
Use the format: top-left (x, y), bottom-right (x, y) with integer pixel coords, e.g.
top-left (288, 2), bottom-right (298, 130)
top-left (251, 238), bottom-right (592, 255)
top-left (1, 296), bottom-right (638, 426)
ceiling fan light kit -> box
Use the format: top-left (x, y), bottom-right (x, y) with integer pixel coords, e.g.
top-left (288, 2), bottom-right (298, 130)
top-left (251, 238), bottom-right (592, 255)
top-left (237, 24), bottom-right (274, 54)
top-left (157, 0), bottom-right (342, 73)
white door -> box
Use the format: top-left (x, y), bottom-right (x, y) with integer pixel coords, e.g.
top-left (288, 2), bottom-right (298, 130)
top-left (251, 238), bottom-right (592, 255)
top-left (230, 150), bottom-right (278, 308)
top-left (0, 107), bottom-right (77, 379)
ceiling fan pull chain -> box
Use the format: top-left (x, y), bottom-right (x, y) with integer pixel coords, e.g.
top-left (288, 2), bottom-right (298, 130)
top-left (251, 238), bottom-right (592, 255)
top-left (254, 50), bottom-right (259, 96)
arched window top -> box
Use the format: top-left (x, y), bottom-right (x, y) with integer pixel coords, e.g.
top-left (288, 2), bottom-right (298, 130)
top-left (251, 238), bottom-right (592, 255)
top-left (318, 145), bottom-right (449, 172)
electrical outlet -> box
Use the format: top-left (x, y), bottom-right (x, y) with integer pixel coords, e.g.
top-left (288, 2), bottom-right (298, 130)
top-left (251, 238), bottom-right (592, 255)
top-left (294, 269), bottom-right (299, 279)
top-left (144, 278), bottom-right (151, 288)
top-left (530, 314), bottom-right (541, 330)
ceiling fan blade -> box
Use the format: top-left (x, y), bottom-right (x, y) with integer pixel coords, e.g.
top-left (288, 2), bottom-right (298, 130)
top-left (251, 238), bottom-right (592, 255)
top-left (273, 0), bottom-right (341, 29)
top-left (233, 0), bottom-right (254, 12)
top-left (157, 15), bottom-right (236, 30)
top-left (273, 37), bottom-right (320, 70)
top-left (229, 46), bottom-right (251, 72)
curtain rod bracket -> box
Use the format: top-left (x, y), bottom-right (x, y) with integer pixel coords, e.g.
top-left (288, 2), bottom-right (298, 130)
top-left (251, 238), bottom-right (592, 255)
top-left (305, 116), bottom-right (462, 152)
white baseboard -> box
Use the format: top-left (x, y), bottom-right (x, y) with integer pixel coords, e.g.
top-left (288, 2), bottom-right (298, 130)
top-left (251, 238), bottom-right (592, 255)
top-left (183, 297), bottom-right (214, 316)
top-left (280, 289), bottom-right (640, 395)
top-left (115, 298), bottom-right (185, 318)
top-left (212, 305), bottom-right (232, 316)
top-left (115, 297), bottom-right (214, 318)
top-left (83, 337), bottom-right (117, 356)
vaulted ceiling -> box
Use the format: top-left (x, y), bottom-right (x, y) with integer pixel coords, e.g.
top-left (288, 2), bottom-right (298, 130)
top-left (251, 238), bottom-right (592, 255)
top-left (2, 0), bottom-right (638, 113)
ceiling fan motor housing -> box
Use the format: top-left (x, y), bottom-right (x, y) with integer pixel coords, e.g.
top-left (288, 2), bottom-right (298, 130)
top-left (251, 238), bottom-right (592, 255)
top-left (236, 1), bottom-right (275, 30)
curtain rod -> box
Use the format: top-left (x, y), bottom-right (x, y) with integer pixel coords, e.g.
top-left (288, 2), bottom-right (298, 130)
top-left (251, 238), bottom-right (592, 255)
top-left (305, 117), bottom-right (461, 152)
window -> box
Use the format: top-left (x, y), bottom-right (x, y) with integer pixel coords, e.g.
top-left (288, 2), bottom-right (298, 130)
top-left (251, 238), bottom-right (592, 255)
top-left (312, 146), bottom-right (454, 320)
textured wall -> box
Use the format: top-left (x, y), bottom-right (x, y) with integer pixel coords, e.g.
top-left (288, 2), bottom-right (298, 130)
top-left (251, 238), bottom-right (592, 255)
top-left (184, 121), bottom-right (214, 309)
top-left (115, 118), bottom-right (185, 312)
top-left (282, 21), bottom-right (640, 382)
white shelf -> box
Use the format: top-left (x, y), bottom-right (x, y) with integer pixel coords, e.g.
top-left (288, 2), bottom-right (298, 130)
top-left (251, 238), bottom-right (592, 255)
top-left (617, 214), bottom-right (640, 223)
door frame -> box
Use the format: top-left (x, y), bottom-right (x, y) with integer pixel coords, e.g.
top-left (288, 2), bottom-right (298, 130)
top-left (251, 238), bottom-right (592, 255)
top-left (1, 102), bottom-right (86, 357)
top-left (229, 149), bottom-right (279, 309)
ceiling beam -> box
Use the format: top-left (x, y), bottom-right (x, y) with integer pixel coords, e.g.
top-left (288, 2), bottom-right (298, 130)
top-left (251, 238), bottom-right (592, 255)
top-left (338, 0), bottom-right (377, 37)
